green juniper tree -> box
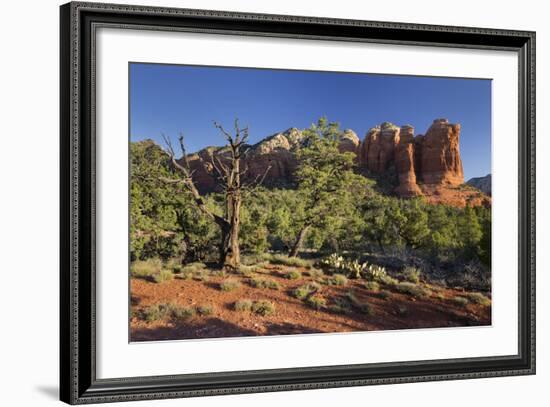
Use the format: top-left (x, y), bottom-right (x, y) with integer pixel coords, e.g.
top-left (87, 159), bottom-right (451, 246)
top-left (288, 117), bottom-right (369, 257)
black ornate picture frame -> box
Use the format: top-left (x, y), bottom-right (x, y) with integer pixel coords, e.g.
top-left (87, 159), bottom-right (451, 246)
top-left (60, 2), bottom-right (535, 404)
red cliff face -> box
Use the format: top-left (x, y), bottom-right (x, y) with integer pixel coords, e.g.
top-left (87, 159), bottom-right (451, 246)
top-left (180, 119), bottom-right (487, 207)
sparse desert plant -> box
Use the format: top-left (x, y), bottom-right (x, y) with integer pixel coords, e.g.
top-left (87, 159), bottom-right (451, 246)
top-left (435, 292), bottom-right (445, 300)
top-left (131, 259), bottom-right (163, 279)
top-left (182, 262), bottom-right (207, 273)
top-left (197, 304), bottom-right (214, 316)
top-left (378, 289), bottom-right (391, 300)
top-left (465, 292), bottom-right (491, 306)
top-left (284, 269), bottom-right (302, 280)
top-left (251, 300), bottom-right (275, 316)
top-left (153, 269), bottom-right (174, 284)
top-left (395, 282), bottom-right (431, 299)
top-left (268, 254), bottom-right (313, 268)
top-left (142, 303), bottom-right (195, 321)
top-left (305, 269), bottom-right (324, 279)
top-left (170, 305), bottom-right (196, 320)
top-left (402, 266), bottom-right (421, 284)
top-left (142, 304), bottom-right (167, 322)
top-left (328, 273), bottom-right (348, 286)
top-left (347, 291), bottom-right (374, 315)
top-left (210, 268), bottom-right (228, 278)
top-left (236, 264), bottom-right (259, 277)
top-left (328, 297), bottom-right (353, 314)
top-left (378, 274), bottom-right (399, 287)
top-left (219, 279), bottom-right (241, 292)
top-left (249, 277), bottom-right (281, 290)
top-left (451, 296), bottom-right (470, 307)
top-left (234, 299), bottom-right (253, 312)
top-left (306, 294), bottom-right (327, 310)
top-left (193, 269), bottom-right (210, 282)
top-left (293, 282), bottom-right (321, 300)
top-left (364, 281), bottom-right (380, 292)
top-left (365, 264), bottom-right (388, 282)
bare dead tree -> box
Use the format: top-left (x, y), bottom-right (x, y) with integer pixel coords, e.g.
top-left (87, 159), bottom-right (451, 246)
top-left (162, 119), bottom-right (271, 269)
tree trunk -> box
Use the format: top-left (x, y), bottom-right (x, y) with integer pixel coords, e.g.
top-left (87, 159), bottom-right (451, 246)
top-left (289, 224), bottom-right (310, 257)
top-left (219, 193), bottom-right (241, 269)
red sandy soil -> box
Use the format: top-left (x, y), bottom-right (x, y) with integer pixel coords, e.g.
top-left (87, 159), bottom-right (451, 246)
top-left (130, 264), bottom-right (490, 342)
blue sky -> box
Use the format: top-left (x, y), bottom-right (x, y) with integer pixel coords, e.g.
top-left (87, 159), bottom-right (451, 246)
top-left (130, 63), bottom-right (491, 180)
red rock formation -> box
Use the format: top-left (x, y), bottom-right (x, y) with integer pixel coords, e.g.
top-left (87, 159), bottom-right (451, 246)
top-left (178, 118), bottom-right (487, 207)
top-left (361, 123), bottom-right (400, 172)
top-left (419, 118), bottom-right (464, 185)
top-left (394, 125), bottom-right (422, 197)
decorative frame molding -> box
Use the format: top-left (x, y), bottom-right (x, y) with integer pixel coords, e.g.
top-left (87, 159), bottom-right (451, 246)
top-left (60, 2), bottom-right (535, 404)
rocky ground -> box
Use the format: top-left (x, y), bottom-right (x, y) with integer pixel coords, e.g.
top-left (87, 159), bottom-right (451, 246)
top-left (130, 263), bottom-right (491, 342)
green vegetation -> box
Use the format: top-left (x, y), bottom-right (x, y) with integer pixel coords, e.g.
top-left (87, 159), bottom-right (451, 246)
top-left (465, 292), bottom-right (491, 306)
top-left (346, 291), bottom-right (374, 315)
top-left (130, 116), bottom-right (491, 292)
top-left (451, 296), bottom-right (470, 307)
top-left (249, 277), bottom-right (281, 290)
top-left (141, 303), bottom-right (196, 322)
top-left (196, 304), bottom-right (214, 316)
top-left (364, 281), bottom-right (380, 292)
top-left (306, 294), bottom-right (327, 310)
top-left (283, 270), bottom-right (302, 280)
top-left (395, 282), bottom-right (432, 299)
top-left (234, 299), bottom-right (253, 312)
top-left (327, 274), bottom-right (348, 286)
top-left (401, 266), bottom-right (421, 283)
top-left (251, 300), bottom-right (276, 316)
top-left (293, 282), bottom-right (321, 300)
top-left (219, 279), bottom-right (241, 292)
top-left (131, 259), bottom-right (163, 279)
top-left (153, 269), bottom-right (174, 284)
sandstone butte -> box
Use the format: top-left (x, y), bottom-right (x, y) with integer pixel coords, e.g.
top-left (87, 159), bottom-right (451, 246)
top-left (181, 119), bottom-right (491, 208)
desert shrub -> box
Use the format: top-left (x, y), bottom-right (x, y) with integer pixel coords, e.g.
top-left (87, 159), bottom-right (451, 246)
top-left (165, 259), bottom-right (183, 273)
top-left (395, 282), bottom-right (431, 298)
top-left (378, 274), bottom-right (399, 287)
top-left (210, 269), bottom-right (227, 278)
top-left (451, 296), bottom-right (470, 307)
top-left (234, 299), bottom-right (253, 312)
top-left (235, 265), bottom-right (258, 277)
top-left (182, 262), bottom-right (207, 273)
top-left (327, 273), bottom-right (348, 286)
top-left (197, 304), bottom-right (214, 316)
top-left (219, 279), bottom-right (241, 292)
top-left (378, 289), bottom-right (391, 300)
top-left (347, 291), bottom-right (374, 315)
top-left (267, 254), bottom-right (313, 268)
top-left (284, 270), bottom-right (302, 280)
top-left (435, 292), bottom-right (445, 300)
top-left (153, 269), bottom-right (174, 284)
top-left (402, 266), bottom-right (421, 283)
top-left (249, 277), bottom-right (280, 290)
top-left (251, 300), bottom-right (275, 316)
top-left (321, 254), bottom-right (369, 279)
top-left (306, 294), bottom-right (327, 310)
top-left (131, 259), bottom-right (163, 279)
top-left (364, 281), bottom-right (380, 292)
top-left (365, 264), bottom-right (388, 282)
top-left (465, 292), bottom-right (491, 306)
top-left (305, 269), bottom-right (324, 279)
top-left (193, 269), bottom-right (210, 282)
top-left (170, 305), bottom-right (196, 320)
top-left (328, 297), bottom-right (353, 314)
top-left (142, 303), bottom-right (194, 321)
top-left (293, 282), bottom-right (321, 300)
top-left (142, 304), bottom-right (167, 322)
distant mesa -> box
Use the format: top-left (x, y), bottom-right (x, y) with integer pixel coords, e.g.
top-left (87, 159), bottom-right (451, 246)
top-left (467, 174), bottom-right (491, 196)
top-left (169, 118), bottom-right (490, 208)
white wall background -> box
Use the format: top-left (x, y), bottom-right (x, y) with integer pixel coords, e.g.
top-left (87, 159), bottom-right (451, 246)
top-left (0, 0), bottom-right (546, 406)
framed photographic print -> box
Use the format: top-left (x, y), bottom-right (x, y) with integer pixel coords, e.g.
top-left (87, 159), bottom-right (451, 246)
top-left (60, 1), bottom-right (536, 404)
